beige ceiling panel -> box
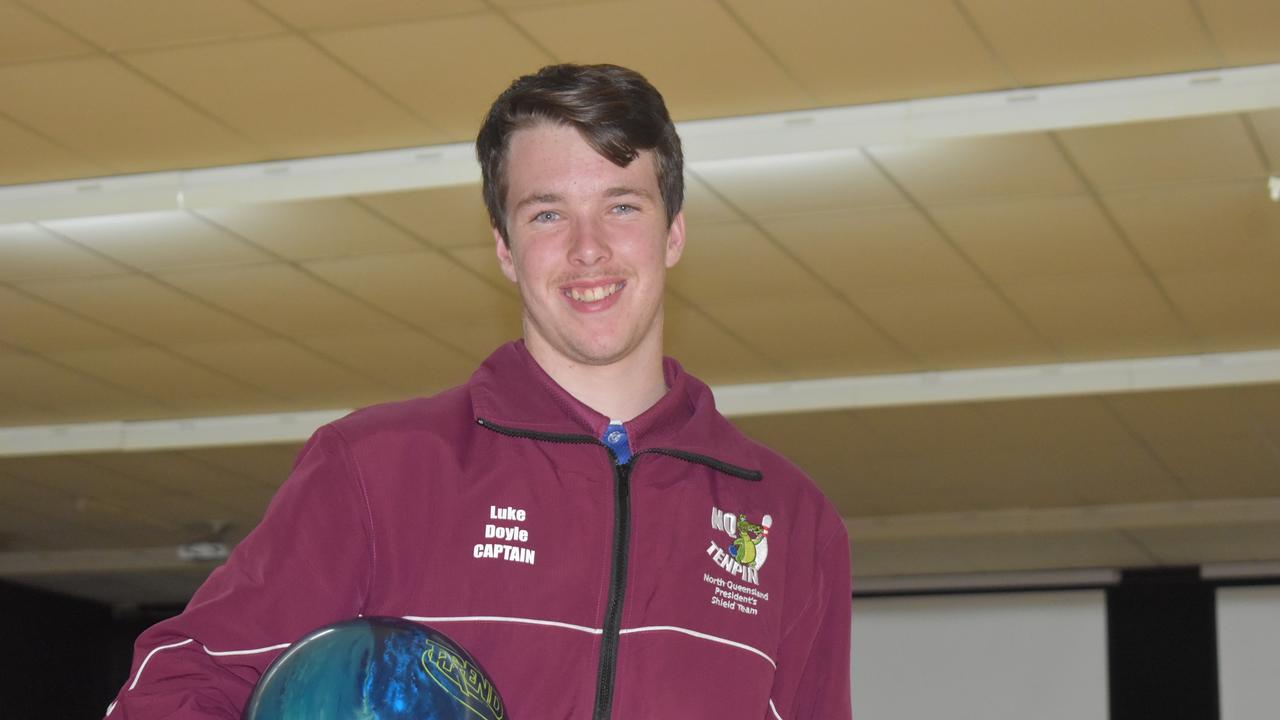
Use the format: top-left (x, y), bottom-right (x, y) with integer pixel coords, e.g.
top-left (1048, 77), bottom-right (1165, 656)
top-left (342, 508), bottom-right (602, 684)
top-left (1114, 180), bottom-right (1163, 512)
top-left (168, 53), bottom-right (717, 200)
top-left (52, 345), bottom-right (276, 410)
top-left (854, 286), bottom-right (1056, 368)
top-left (845, 450), bottom-right (1079, 514)
top-left (963, 0), bottom-right (1217, 86)
top-left (1058, 115), bottom-right (1266, 190)
top-left (726, 0), bottom-right (1009, 104)
top-left (0, 285), bottom-right (133, 353)
top-left (867, 133), bottom-right (1083, 205)
top-left (0, 2), bottom-right (92, 63)
top-left (79, 450), bottom-right (274, 518)
top-left (734, 410), bottom-right (885, 466)
top-left (0, 391), bottom-right (62, 426)
top-left (856, 402), bottom-right (1005, 456)
top-left (0, 474), bottom-right (130, 546)
top-left (313, 14), bottom-right (551, 140)
top-left (0, 223), bottom-right (122, 281)
top-left (1143, 434), bottom-right (1280, 499)
top-left (933, 195), bottom-right (1142, 283)
top-left (180, 444), bottom-right (301, 489)
top-left (33, 0), bottom-right (283, 51)
top-left (303, 250), bottom-right (520, 360)
top-left (0, 501), bottom-right (85, 551)
top-left (1249, 109), bottom-right (1280, 170)
top-left (356, 186), bottom-right (493, 249)
top-left (692, 150), bottom-right (906, 220)
top-left (974, 395), bottom-right (1131, 449)
top-left (0, 57), bottom-right (258, 173)
top-left (42, 211), bottom-right (270, 270)
top-left (256, 0), bottom-right (483, 30)
top-left (702, 297), bottom-right (914, 378)
top-left (19, 274), bottom-right (268, 346)
top-left (172, 338), bottom-right (395, 406)
top-left (511, 0), bottom-right (809, 120)
top-left (0, 352), bottom-right (167, 421)
top-left (0, 114), bottom-right (104, 185)
top-left (300, 330), bottom-right (477, 395)
top-left (1104, 179), bottom-right (1280, 274)
top-left (852, 531), bottom-right (1153, 576)
top-left (159, 263), bottom-right (402, 339)
top-left (1244, 384), bottom-right (1280, 445)
top-left (682, 174), bottom-right (745, 228)
top-left (668, 222), bottom-right (832, 305)
top-left (1158, 263), bottom-right (1280, 349)
top-left (1130, 523), bottom-right (1280, 565)
top-left (1001, 273), bottom-right (1194, 360)
top-left (126, 36), bottom-right (436, 156)
top-left (1109, 387), bottom-right (1263, 440)
top-left (1197, 0), bottom-right (1280, 66)
top-left (197, 199), bottom-right (422, 260)
top-left (765, 206), bottom-right (984, 298)
top-left (446, 245), bottom-right (519, 298)
top-left (656, 297), bottom-right (781, 385)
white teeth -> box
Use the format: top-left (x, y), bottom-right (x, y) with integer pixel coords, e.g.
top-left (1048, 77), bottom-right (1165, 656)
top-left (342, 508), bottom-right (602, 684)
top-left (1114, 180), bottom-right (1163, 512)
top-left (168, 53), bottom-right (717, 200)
top-left (568, 282), bottom-right (620, 302)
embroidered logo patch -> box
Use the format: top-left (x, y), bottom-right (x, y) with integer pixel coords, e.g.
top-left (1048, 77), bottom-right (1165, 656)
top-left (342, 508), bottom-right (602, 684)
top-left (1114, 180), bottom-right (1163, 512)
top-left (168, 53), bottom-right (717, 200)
top-left (706, 506), bottom-right (772, 585)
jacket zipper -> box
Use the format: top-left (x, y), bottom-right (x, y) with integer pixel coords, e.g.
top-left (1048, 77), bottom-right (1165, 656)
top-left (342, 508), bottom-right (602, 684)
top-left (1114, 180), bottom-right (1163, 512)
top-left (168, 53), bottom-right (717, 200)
top-left (475, 418), bottom-right (760, 718)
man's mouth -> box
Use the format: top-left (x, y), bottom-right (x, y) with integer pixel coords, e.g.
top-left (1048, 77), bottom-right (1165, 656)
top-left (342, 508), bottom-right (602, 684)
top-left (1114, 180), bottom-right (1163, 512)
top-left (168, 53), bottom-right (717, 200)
top-left (564, 281), bottom-right (623, 303)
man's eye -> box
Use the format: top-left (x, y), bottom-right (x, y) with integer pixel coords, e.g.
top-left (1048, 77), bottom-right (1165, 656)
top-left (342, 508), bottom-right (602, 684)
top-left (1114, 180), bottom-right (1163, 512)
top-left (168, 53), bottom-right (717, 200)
top-left (533, 210), bottom-right (559, 223)
top-left (612, 204), bottom-right (637, 214)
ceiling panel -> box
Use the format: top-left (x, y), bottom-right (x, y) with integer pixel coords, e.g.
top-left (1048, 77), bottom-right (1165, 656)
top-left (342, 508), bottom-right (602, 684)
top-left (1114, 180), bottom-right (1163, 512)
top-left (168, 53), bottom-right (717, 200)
top-left (0, 57), bottom-right (258, 173)
top-left (0, 285), bottom-right (133, 353)
top-left (0, 223), bottom-right (122, 281)
top-left (18, 274), bottom-right (268, 346)
top-left (852, 531), bottom-right (1153, 576)
top-left (171, 338), bottom-right (394, 407)
top-left (445, 245), bottom-right (519, 297)
top-left (971, 395), bottom-right (1133, 449)
top-left (314, 14), bottom-right (552, 139)
top-left (766, 207), bottom-right (984, 298)
top-left (78, 450), bottom-right (275, 516)
top-left (663, 297), bottom-right (779, 385)
top-left (867, 133), bottom-right (1084, 206)
top-left (682, 174), bottom-right (745, 228)
top-left (256, 0), bottom-right (484, 31)
top-left (42, 211), bottom-right (270, 270)
top-left (667, 222), bottom-right (833, 305)
top-left (158, 262), bottom-right (404, 339)
top-left (1143, 434), bottom-right (1280, 498)
top-left (1000, 273), bottom-right (1195, 359)
top-left (692, 150), bottom-right (907, 220)
top-left (299, 330), bottom-right (477, 395)
top-left (0, 114), bottom-right (104, 185)
top-left (0, 352), bottom-right (166, 421)
top-left (32, 0), bottom-right (283, 51)
top-left (1160, 263), bottom-right (1280, 349)
top-left (355, 186), bottom-right (493, 249)
top-left (179, 444), bottom-right (301, 489)
top-left (1058, 114), bottom-right (1266, 189)
top-left (125, 36), bottom-right (436, 156)
top-left (1196, 0), bottom-right (1280, 66)
top-left (852, 285), bottom-right (1056, 368)
top-left (197, 199), bottom-right (423, 260)
top-left (303, 250), bottom-right (521, 360)
top-left (0, 2), bottom-right (92, 64)
top-left (1104, 179), bottom-right (1280, 275)
top-left (510, 0), bottom-right (810, 120)
top-left (700, 297), bottom-right (914, 378)
top-left (725, 0), bottom-right (1010, 105)
top-left (1131, 523), bottom-right (1280, 565)
top-left (51, 346), bottom-right (275, 409)
top-left (1249, 108), bottom-right (1280, 169)
top-left (962, 0), bottom-right (1218, 86)
top-left (931, 195), bottom-right (1139, 283)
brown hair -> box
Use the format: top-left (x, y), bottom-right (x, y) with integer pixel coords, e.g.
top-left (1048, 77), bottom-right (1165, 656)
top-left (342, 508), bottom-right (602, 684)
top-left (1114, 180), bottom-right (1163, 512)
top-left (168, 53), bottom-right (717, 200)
top-left (477, 63), bottom-right (684, 244)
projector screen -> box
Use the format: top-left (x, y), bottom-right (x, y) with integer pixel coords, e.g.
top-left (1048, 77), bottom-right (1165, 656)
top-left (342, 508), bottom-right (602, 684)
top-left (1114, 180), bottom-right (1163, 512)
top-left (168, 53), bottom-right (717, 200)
top-left (850, 590), bottom-right (1108, 720)
top-left (1217, 585), bottom-right (1280, 720)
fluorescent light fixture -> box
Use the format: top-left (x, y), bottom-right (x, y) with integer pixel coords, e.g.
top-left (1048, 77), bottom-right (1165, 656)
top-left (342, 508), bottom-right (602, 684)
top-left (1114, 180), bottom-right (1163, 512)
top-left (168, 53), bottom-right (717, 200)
top-left (1269, 174), bottom-right (1279, 201)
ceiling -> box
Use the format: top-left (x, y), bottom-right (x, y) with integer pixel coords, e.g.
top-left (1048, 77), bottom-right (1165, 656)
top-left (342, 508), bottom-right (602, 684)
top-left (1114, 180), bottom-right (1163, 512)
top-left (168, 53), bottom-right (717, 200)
top-left (1, 0), bottom-right (1279, 605)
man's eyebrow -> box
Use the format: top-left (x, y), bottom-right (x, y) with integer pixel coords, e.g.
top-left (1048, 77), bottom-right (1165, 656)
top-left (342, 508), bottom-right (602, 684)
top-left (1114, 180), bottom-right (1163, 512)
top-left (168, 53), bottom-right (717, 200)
top-left (605, 186), bottom-right (654, 200)
top-left (513, 192), bottom-right (562, 211)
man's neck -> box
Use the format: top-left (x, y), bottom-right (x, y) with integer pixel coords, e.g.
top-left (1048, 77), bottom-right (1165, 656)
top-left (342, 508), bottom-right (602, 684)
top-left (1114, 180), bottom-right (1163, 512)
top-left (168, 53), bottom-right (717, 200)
top-left (525, 338), bottom-right (667, 423)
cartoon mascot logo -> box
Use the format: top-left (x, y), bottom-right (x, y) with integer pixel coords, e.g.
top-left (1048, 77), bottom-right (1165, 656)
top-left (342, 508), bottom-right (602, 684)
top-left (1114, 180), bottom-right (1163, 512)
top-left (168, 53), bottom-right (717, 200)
top-left (708, 507), bottom-right (773, 585)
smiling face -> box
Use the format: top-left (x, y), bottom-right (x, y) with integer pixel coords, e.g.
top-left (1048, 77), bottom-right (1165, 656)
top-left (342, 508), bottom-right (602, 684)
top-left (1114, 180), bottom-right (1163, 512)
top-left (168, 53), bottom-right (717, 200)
top-left (495, 121), bottom-right (685, 372)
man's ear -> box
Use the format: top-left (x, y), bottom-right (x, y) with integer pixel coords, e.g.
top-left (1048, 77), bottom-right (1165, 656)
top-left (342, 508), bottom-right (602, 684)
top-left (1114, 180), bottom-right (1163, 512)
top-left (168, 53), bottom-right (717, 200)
top-left (664, 211), bottom-right (686, 268)
top-left (494, 227), bottom-right (518, 283)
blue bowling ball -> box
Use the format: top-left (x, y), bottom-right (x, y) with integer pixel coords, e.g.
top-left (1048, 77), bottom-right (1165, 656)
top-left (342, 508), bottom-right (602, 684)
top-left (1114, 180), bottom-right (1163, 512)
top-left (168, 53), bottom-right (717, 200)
top-left (243, 616), bottom-right (505, 720)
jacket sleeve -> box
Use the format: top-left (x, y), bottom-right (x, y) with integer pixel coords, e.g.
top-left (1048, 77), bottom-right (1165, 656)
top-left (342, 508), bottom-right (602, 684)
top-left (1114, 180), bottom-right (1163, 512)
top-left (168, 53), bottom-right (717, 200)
top-left (105, 426), bottom-right (375, 719)
top-left (767, 520), bottom-right (852, 720)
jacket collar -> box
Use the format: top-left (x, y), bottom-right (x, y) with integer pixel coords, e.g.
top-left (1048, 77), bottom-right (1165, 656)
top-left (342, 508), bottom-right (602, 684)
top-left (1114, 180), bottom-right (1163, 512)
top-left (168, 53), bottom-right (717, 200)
top-left (468, 341), bottom-right (761, 477)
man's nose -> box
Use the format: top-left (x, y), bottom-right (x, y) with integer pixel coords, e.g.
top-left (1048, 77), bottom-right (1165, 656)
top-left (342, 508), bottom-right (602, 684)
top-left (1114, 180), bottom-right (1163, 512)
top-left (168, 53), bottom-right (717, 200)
top-left (568, 216), bottom-right (611, 265)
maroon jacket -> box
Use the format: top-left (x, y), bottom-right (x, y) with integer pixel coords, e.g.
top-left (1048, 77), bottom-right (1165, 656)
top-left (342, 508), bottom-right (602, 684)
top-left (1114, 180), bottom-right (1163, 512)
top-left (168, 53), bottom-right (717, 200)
top-left (108, 341), bottom-right (852, 719)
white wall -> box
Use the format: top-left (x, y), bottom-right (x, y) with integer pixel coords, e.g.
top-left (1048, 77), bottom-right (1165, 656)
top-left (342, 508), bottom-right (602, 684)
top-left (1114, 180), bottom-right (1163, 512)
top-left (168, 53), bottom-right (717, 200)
top-left (1217, 585), bottom-right (1280, 720)
top-left (850, 590), bottom-right (1109, 720)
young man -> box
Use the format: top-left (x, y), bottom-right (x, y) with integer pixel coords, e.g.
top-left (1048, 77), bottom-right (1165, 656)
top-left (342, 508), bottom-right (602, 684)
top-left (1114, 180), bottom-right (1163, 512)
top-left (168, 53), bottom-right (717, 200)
top-left (109, 64), bottom-right (851, 719)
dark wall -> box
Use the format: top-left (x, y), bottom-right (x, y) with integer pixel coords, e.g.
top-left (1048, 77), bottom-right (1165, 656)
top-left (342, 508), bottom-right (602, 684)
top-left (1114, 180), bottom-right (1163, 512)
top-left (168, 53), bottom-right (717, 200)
top-left (0, 581), bottom-right (180, 719)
